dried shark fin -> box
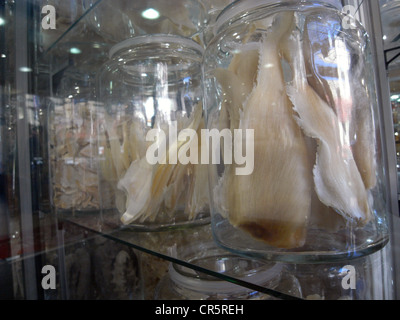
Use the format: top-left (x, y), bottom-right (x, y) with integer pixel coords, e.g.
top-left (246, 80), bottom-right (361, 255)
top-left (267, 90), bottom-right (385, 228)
top-left (163, 161), bottom-right (189, 215)
top-left (150, 103), bottom-right (202, 199)
top-left (185, 119), bottom-right (210, 219)
top-left (214, 68), bottom-right (249, 131)
top-left (214, 48), bottom-right (260, 166)
top-left (214, 42), bottom-right (259, 132)
top-left (352, 101), bottom-right (377, 190)
top-left (219, 12), bottom-right (312, 249)
top-left (119, 102), bottom-right (204, 225)
top-left (351, 66), bottom-right (377, 190)
top-left (284, 25), bottom-right (372, 226)
top-left (301, 13), bottom-right (377, 191)
top-left (228, 48), bottom-right (259, 93)
top-left (303, 135), bottom-right (347, 232)
top-left (119, 157), bottom-right (153, 225)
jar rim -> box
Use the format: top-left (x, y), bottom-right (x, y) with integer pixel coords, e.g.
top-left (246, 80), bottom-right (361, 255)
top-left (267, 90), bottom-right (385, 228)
top-left (109, 34), bottom-right (204, 59)
top-left (215, 0), bottom-right (342, 34)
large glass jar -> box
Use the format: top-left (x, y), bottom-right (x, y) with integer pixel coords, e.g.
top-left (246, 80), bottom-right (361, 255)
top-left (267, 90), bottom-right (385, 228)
top-left (203, 0), bottom-right (389, 262)
top-left (96, 34), bottom-right (210, 230)
top-left (49, 67), bottom-right (115, 215)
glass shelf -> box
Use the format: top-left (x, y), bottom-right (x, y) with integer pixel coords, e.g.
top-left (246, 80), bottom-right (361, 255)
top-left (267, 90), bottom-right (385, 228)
top-left (58, 213), bottom-right (302, 300)
top-left (2, 212), bottom-right (303, 299)
top-left (5, 210), bottom-right (391, 300)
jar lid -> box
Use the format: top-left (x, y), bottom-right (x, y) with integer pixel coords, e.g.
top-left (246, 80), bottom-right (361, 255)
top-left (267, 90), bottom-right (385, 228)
top-left (108, 34), bottom-right (204, 59)
top-left (215, 0), bottom-right (343, 33)
top-left (168, 260), bottom-right (283, 294)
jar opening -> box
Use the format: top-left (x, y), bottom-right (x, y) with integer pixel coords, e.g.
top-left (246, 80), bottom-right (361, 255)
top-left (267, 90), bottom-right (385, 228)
top-left (109, 34), bottom-right (204, 59)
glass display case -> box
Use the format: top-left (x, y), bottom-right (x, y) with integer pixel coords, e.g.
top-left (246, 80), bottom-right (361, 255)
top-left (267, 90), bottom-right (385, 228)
top-left (1, 0), bottom-right (399, 301)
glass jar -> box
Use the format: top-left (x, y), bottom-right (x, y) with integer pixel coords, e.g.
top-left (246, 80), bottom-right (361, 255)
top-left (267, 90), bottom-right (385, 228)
top-left (203, 0), bottom-right (389, 263)
top-left (48, 42), bottom-right (114, 216)
top-left (49, 66), bottom-right (113, 214)
top-left (48, 98), bottom-right (112, 214)
top-left (96, 34), bottom-right (210, 230)
top-left (154, 241), bottom-right (283, 300)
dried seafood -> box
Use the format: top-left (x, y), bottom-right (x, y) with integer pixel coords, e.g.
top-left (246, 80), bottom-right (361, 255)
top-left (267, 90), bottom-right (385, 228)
top-left (284, 15), bottom-right (372, 226)
top-left (215, 13), bottom-right (312, 249)
top-left (98, 102), bottom-right (209, 225)
top-left (50, 100), bottom-right (114, 211)
top-left (301, 13), bottom-right (377, 191)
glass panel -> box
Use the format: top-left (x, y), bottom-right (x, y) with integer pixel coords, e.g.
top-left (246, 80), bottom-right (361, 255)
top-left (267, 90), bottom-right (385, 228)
top-left (381, 0), bottom-right (400, 210)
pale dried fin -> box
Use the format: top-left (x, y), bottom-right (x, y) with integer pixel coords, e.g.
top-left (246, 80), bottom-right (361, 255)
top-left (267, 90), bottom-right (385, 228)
top-left (150, 103), bottom-right (202, 199)
top-left (228, 49), bottom-right (259, 92)
top-left (119, 158), bottom-right (153, 225)
top-left (119, 102), bottom-right (205, 224)
top-left (303, 136), bottom-right (347, 231)
top-left (301, 14), bottom-right (377, 190)
top-left (223, 12), bottom-right (312, 249)
top-left (214, 68), bottom-right (249, 131)
top-left (284, 28), bottom-right (372, 226)
top-left (185, 120), bottom-right (210, 219)
top-left (164, 162), bottom-right (188, 214)
top-left (352, 83), bottom-right (377, 190)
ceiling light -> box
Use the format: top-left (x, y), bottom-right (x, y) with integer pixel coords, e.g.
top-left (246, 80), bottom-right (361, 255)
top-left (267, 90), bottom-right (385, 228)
top-left (141, 8), bottom-right (160, 20)
top-left (19, 67), bottom-right (32, 72)
top-left (69, 47), bottom-right (81, 54)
